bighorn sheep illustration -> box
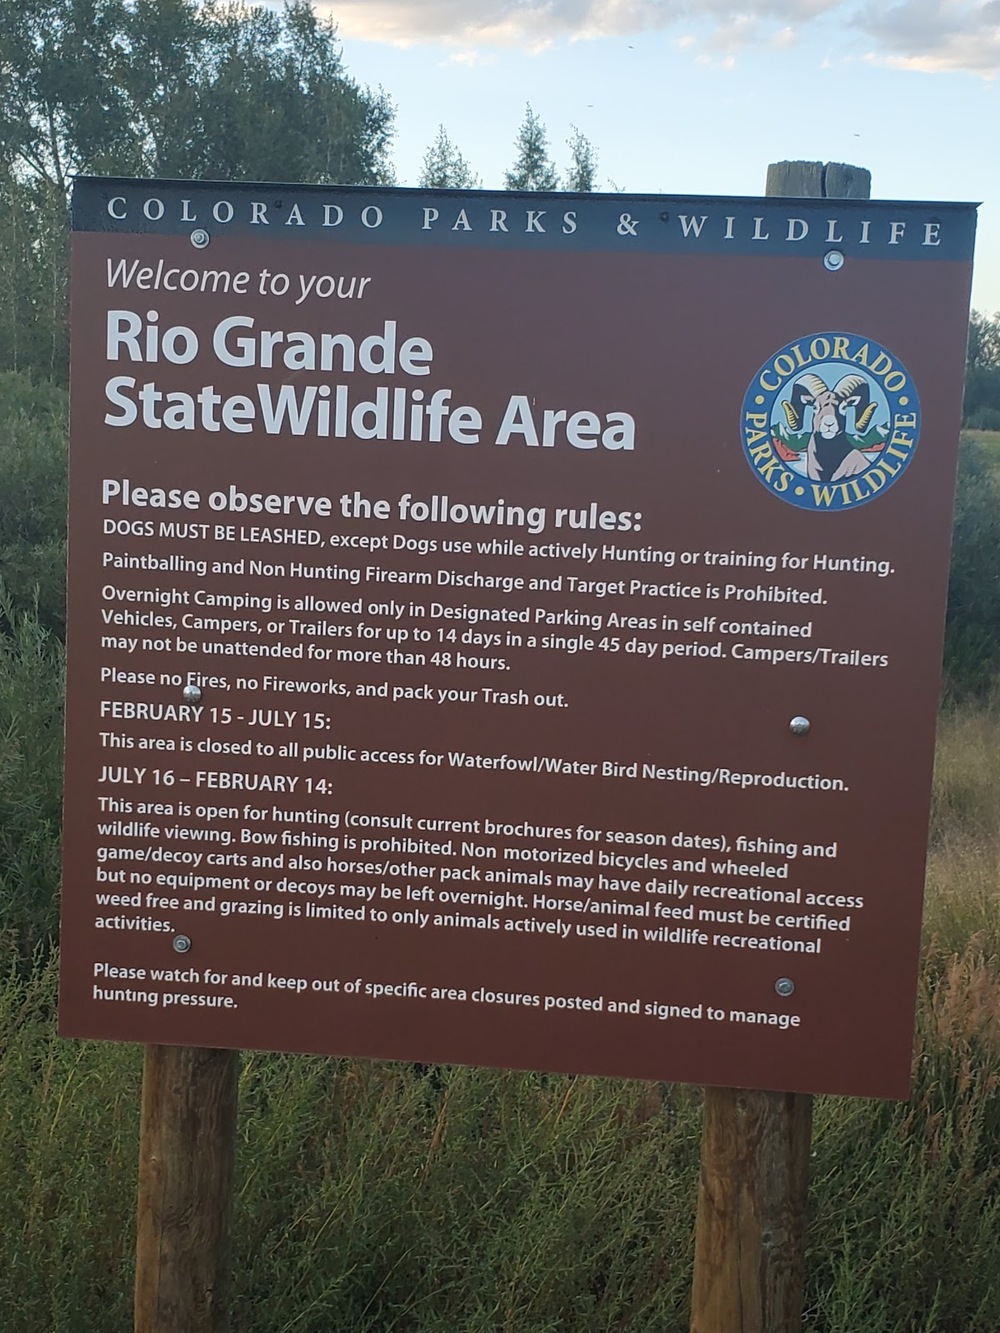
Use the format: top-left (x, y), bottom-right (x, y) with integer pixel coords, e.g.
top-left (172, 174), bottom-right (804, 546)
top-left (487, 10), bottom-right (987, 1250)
top-left (782, 373), bottom-right (879, 482)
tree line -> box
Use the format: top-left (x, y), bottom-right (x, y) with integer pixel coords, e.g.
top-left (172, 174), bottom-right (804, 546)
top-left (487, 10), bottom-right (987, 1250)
top-left (965, 311), bottom-right (1000, 430)
top-left (1, 0), bottom-right (997, 409)
top-left (0, 0), bottom-right (598, 381)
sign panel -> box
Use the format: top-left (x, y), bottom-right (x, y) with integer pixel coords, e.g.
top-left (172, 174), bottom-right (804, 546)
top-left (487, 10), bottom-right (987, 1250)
top-left (60, 179), bottom-right (976, 1098)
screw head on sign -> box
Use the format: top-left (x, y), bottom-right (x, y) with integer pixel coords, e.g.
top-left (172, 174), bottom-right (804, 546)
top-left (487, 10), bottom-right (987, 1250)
top-left (789, 716), bottom-right (810, 736)
top-left (173, 935), bottom-right (192, 954)
top-left (182, 684), bottom-right (202, 704)
top-left (823, 250), bottom-right (845, 272)
top-left (775, 977), bottom-right (795, 998)
top-left (190, 229), bottom-right (210, 249)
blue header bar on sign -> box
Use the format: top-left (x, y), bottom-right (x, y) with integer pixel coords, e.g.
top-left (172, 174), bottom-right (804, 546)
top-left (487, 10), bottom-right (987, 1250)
top-left (72, 177), bottom-right (978, 264)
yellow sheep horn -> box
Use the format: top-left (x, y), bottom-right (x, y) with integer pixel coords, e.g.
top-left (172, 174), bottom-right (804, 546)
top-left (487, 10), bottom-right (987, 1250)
top-left (856, 402), bottom-right (877, 433)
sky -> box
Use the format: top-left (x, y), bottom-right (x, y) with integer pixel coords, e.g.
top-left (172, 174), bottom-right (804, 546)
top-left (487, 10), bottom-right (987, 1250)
top-left (319, 0), bottom-right (1000, 314)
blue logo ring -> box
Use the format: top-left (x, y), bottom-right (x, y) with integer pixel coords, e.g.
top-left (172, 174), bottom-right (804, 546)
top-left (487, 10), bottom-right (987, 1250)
top-left (741, 332), bottom-right (920, 511)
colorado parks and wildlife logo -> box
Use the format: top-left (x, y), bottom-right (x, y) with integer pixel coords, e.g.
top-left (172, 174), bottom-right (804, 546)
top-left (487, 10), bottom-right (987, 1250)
top-left (741, 332), bottom-right (920, 511)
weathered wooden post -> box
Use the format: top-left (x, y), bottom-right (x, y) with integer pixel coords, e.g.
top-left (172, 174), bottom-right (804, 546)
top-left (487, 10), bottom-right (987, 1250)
top-left (134, 1045), bottom-right (239, 1333)
top-left (691, 1087), bottom-right (812, 1332)
top-left (689, 160), bottom-right (872, 1333)
top-left (765, 160), bottom-right (872, 200)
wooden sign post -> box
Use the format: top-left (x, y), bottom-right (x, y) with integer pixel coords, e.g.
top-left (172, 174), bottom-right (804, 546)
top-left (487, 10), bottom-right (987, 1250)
top-left (691, 1087), bottom-right (812, 1332)
top-left (690, 160), bottom-right (872, 1333)
top-left (135, 1045), bottom-right (239, 1333)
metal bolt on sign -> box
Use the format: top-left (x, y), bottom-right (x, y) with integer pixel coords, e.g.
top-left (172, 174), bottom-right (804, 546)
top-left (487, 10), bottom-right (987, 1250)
top-left (789, 716), bottom-right (811, 736)
top-left (775, 978), bottom-right (795, 998)
top-left (182, 684), bottom-right (202, 704)
top-left (172, 935), bottom-right (192, 955)
top-left (823, 250), bottom-right (845, 271)
top-left (190, 229), bottom-right (210, 249)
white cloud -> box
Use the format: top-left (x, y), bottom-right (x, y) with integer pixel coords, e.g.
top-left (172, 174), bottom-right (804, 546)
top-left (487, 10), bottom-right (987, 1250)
top-left (700, 14), bottom-right (764, 57)
top-left (322, 0), bottom-right (1000, 73)
top-left (443, 48), bottom-right (499, 66)
top-left (859, 1), bottom-right (1000, 73)
top-left (324, 1), bottom-right (838, 48)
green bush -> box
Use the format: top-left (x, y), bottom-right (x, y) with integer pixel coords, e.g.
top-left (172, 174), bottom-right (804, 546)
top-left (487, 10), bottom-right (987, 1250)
top-left (963, 405), bottom-right (1000, 432)
top-left (944, 436), bottom-right (1000, 696)
top-left (962, 312), bottom-right (1000, 429)
top-left (0, 180), bottom-right (69, 382)
top-left (0, 372), bottom-right (68, 635)
top-left (0, 596), bottom-right (64, 960)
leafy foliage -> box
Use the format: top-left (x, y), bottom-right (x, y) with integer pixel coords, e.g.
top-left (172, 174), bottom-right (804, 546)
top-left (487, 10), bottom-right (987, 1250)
top-left (419, 124), bottom-right (480, 189)
top-left (0, 595), bottom-right (64, 962)
top-left (504, 104), bottom-right (559, 192)
top-left (0, 176), bottom-right (69, 378)
top-left (0, 373), bottom-right (68, 634)
top-left (0, 0), bottom-right (395, 381)
top-left (944, 436), bottom-right (1000, 696)
top-left (963, 310), bottom-right (1000, 430)
top-left (0, 0), bottom-right (394, 186)
top-left (564, 125), bottom-right (598, 192)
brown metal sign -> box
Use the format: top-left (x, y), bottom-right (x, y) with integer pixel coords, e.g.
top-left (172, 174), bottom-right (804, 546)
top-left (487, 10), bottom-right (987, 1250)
top-left (60, 179), bottom-right (976, 1098)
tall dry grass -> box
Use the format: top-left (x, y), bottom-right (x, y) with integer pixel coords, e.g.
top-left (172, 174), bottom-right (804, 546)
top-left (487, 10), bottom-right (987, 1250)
top-left (0, 696), bottom-right (997, 1331)
top-left (927, 695), bottom-right (1000, 953)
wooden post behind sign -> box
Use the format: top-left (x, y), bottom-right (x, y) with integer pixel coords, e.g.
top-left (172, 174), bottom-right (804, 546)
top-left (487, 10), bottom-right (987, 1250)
top-left (689, 160), bottom-right (871, 1333)
top-left (135, 1044), bottom-right (240, 1333)
top-left (765, 160), bottom-right (871, 200)
top-left (690, 1088), bottom-right (813, 1332)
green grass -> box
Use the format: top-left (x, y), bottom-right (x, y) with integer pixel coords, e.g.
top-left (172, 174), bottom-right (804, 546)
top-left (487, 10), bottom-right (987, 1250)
top-left (0, 398), bottom-right (995, 1329)
top-left (0, 699), bottom-right (999, 1331)
top-left (961, 428), bottom-right (1000, 471)
top-left (0, 593), bottom-right (64, 961)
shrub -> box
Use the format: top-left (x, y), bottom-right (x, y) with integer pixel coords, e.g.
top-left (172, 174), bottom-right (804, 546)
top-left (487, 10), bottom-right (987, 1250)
top-left (0, 595), bottom-right (64, 961)
top-left (943, 437), bottom-right (1000, 697)
top-left (0, 372), bottom-right (68, 636)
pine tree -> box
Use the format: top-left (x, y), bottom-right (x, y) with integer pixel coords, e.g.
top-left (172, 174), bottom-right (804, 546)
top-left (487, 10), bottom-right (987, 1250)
top-left (564, 126), bottom-right (598, 192)
top-left (418, 125), bottom-right (480, 189)
top-left (503, 105), bottom-right (558, 191)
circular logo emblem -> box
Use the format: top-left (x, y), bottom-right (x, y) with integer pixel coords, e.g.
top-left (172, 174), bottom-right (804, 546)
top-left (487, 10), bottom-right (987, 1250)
top-left (741, 332), bottom-right (920, 511)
